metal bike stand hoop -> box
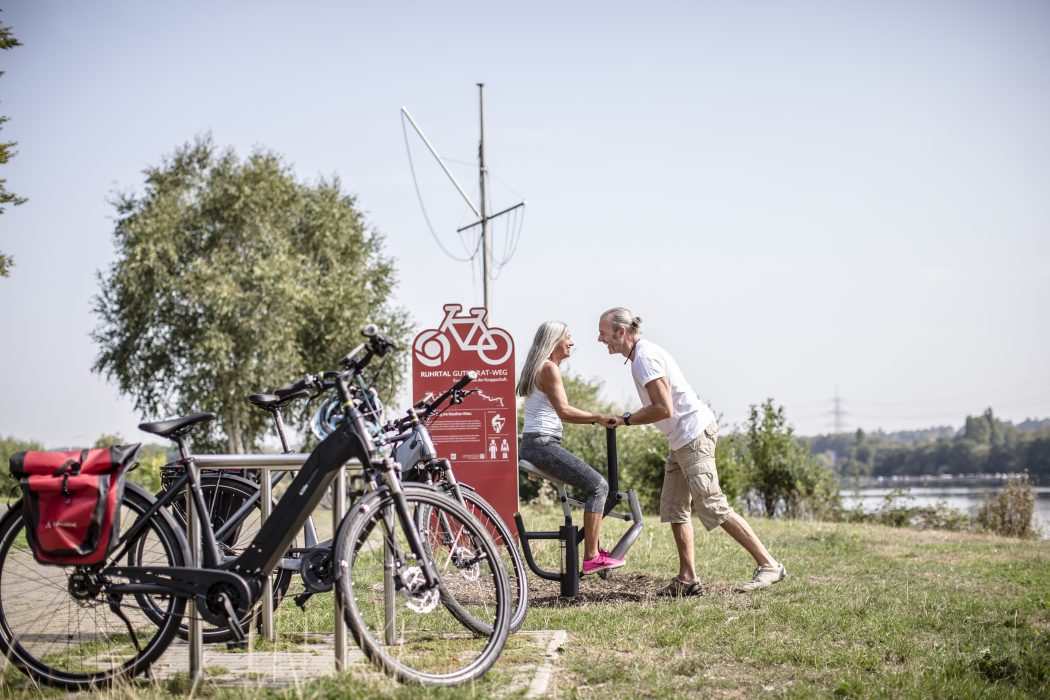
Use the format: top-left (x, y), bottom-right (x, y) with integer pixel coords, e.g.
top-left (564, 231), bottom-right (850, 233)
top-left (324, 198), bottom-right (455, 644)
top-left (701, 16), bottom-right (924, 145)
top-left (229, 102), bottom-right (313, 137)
top-left (190, 453), bottom-right (360, 674)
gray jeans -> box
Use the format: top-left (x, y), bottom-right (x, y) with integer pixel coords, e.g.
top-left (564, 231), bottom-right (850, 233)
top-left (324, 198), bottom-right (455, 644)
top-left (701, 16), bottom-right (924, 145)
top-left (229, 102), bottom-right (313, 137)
top-left (519, 433), bottom-right (609, 513)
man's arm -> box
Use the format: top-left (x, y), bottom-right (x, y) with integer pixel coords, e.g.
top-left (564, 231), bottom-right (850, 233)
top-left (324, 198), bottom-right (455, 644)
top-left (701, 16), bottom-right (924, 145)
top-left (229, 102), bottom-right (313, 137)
top-left (607, 377), bottom-right (672, 427)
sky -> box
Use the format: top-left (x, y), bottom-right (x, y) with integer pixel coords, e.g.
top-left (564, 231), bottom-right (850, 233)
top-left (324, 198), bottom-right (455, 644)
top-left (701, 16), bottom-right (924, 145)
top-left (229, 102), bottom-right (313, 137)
top-left (1, 1), bottom-right (1049, 448)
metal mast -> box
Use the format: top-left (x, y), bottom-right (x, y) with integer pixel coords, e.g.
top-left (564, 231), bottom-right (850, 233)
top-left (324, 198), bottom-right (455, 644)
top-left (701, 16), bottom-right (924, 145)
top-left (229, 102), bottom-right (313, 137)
top-left (478, 83), bottom-right (492, 309)
top-left (401, 87), bottom-right (525, 312)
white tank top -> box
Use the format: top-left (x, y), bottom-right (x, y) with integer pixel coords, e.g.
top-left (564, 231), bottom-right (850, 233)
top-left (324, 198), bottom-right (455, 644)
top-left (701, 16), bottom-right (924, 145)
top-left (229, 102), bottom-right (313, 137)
top-left (523, 388), bottom-right (562, 437)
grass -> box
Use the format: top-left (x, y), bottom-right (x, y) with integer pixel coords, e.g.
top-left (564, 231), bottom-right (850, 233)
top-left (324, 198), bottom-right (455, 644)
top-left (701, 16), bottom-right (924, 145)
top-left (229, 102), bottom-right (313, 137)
top-left (1, 505), bottom-right (1047, 698)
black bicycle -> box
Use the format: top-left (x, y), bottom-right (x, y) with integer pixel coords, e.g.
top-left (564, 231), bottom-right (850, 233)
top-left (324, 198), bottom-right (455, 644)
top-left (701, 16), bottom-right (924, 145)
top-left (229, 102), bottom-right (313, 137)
top-left (0, 326), bottom-right (511, 689)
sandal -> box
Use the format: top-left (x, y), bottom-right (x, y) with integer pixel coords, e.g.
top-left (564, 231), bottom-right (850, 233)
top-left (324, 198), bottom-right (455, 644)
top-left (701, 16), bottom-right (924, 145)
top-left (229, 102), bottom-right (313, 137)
top-left (657, 576), bottom-right (704, 598)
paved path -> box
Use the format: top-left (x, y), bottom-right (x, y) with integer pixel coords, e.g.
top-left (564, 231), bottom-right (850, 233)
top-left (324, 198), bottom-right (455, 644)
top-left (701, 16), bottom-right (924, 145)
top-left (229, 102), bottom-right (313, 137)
top-left (148, 629), bottom-right (567, 695)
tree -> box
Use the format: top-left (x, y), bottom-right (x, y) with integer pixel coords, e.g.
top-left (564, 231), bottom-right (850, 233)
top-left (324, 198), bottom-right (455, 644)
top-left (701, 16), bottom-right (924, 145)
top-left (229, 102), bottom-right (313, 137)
top-left (742, 398), bottom-right (839, 518)
top-left (1, 16), bottom-right (27, 277)
top-left (93, 136), bottom-right (410, 453)
top-left (1, 435), bottom-right (42, 503)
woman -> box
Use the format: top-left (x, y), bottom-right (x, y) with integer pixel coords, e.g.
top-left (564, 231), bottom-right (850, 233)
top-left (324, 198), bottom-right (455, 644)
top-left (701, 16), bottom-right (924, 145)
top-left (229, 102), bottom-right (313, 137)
top-left (516, 321), bottom-right (626, 575)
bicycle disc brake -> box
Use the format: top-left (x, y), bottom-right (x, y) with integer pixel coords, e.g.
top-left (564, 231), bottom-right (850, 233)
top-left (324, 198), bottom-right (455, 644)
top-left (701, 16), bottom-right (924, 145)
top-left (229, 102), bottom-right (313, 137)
top-left (451, 545), bottom-right (481, 582)
top-left (401, 566), bottom-right (439, 613)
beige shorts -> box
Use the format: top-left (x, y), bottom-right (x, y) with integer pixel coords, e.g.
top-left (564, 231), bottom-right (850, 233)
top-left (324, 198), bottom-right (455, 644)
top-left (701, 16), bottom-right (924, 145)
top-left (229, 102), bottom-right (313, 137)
top-left (659, 420), bottom-right (735, 531)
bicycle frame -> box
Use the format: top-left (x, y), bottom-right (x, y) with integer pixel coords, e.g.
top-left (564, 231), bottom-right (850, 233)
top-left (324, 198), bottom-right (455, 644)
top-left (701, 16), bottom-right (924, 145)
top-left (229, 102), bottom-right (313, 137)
top-left (105, 361), bottom-right (444, 624)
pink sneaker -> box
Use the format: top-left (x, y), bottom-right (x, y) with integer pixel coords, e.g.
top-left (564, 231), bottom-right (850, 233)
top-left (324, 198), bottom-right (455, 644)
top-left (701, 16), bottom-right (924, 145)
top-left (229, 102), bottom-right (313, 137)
top-left (582, 552), bottom-right (626, 576)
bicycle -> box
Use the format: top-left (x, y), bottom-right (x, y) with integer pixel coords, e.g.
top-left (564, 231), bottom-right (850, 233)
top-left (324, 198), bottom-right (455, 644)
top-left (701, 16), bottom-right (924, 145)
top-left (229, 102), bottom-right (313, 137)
top-left (249, 366), bottom-right (529, 635)
top-left (385, 373), bottom-right (529, 634)
top-left (155, 387), bottom-right (322, 643)
top-left (0, 326), bottom-right (511, 689)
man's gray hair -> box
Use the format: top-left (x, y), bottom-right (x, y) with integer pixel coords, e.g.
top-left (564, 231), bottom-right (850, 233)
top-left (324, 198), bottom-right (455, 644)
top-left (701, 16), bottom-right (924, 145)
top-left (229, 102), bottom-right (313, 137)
top-left (601, 307), bottom-right (642, 334)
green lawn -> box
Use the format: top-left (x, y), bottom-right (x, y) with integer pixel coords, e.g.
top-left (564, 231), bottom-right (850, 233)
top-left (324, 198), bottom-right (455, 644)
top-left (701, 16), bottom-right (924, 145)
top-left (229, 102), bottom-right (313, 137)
top-left (2, 506), bottom-right (1047, 699)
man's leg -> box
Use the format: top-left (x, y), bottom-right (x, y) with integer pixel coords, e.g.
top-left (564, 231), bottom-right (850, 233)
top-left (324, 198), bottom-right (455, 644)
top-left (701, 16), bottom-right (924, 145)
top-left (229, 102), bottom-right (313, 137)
top-left (720, 513), bottom-right (777, 568)
top-left (660, 452), bottom-right (699, 587)
top-left (670, 522), bottom-right (696, 582)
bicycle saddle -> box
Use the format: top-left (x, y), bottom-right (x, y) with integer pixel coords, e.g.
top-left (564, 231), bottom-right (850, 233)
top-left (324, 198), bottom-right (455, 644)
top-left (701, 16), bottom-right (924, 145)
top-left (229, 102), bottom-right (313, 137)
top-left (248, 388), bottom-right (310, 410)
top-left (138, 412), bottom-right (216, 439)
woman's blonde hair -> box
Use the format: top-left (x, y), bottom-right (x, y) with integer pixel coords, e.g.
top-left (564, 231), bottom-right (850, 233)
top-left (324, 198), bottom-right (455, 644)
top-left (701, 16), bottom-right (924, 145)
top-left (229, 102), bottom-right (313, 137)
top-left (515, 321), bottom-right (568, 397)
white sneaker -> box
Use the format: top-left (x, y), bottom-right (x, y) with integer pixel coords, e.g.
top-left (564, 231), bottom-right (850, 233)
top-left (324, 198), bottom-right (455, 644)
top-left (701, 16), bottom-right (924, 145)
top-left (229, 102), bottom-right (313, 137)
top-left (736, 562), bottom-right (787, 592)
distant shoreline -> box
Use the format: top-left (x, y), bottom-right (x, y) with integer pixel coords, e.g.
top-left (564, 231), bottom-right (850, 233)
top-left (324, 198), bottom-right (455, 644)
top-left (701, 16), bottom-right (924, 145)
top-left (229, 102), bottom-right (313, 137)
top-left (846, 473), bottom-right (1032, 489)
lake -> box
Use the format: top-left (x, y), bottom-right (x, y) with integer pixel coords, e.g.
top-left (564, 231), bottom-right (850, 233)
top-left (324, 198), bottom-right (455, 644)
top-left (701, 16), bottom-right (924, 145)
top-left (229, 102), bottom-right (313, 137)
top-left (841, 485), bottom-right (1050, 538)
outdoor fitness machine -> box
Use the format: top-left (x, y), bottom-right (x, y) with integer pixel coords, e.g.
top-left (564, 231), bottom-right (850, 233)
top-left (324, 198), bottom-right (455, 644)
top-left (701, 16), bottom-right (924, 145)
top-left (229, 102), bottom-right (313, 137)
top-left (514, 427), bottom-right (644, 598)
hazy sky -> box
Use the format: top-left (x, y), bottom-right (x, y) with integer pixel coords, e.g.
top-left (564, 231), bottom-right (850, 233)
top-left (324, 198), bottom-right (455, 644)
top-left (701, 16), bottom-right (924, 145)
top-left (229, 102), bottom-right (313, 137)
top-left (2, 1), bottom-right (1048, 448)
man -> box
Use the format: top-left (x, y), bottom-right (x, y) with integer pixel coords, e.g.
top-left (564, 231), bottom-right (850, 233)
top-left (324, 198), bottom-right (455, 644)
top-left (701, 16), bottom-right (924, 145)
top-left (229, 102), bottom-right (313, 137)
top-left (598, 307), bottom-right (786, 595)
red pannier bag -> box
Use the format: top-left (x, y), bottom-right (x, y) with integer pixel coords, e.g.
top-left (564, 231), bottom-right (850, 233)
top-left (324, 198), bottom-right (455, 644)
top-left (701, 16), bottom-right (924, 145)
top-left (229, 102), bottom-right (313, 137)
top-left (9, 444), bottom-right (140, 566)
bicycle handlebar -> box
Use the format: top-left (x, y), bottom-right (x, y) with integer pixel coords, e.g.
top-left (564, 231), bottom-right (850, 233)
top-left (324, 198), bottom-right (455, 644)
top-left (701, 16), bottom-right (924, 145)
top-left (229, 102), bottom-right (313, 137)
top-left (427, 371), bottom-right (477, 414)
top-left (384, 372), bottom-right (477, 433)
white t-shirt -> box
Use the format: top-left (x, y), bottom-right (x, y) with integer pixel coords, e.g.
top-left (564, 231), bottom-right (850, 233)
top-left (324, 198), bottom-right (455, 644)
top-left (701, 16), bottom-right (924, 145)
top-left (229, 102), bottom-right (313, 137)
top-left (630, 338), bottom-right (715, 450)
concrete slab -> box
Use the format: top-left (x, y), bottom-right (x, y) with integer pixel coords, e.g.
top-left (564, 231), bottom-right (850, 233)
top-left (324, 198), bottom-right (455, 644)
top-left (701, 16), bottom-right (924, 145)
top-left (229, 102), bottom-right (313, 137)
top-left (147, 629), bottom-right (567, 695)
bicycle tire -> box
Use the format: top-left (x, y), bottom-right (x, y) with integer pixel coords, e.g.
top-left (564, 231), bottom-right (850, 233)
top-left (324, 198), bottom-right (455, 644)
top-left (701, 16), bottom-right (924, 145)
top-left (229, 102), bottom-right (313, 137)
top-left (158, 473), bottom-right (293, 642)
top-left (334, 485), bottom-right (510, 685)
top-left (0, 486), bottom-right (187, 690)
top-left (414, 482), bottom-right (528, 635)
top-left (452, 484), bottom-right (529, 634)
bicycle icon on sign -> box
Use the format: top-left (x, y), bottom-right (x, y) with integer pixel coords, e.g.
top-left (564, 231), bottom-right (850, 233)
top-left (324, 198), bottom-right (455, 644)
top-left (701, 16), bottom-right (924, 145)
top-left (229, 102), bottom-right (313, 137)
top-left (414, 304), bottom-right (513, 367)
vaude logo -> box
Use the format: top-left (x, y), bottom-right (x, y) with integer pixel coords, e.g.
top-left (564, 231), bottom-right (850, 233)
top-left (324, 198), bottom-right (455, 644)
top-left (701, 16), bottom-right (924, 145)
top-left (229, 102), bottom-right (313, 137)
top-left (45, 520), bottom-right (80, 529)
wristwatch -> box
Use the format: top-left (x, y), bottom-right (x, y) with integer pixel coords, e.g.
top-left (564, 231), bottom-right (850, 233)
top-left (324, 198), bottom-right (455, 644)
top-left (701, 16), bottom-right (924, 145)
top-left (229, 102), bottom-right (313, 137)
top-left (621, 412), bottom-right (632, 426)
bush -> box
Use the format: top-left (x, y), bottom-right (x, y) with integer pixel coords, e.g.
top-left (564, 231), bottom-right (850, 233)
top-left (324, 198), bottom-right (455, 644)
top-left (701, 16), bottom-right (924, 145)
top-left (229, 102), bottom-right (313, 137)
top-left (844, 489), bottom-right (974, 532)
top-left (740, 399), bottom-right (841, 518)
top-left (0, 435), bottom-right (43, 503)
top-left (976, 474), bottom-right (1037, 538)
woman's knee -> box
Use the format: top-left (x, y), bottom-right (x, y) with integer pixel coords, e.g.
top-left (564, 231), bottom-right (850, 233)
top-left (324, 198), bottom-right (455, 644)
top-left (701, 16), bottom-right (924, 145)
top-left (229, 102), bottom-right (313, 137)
top-left (591, 477), bottom-right (609, 504)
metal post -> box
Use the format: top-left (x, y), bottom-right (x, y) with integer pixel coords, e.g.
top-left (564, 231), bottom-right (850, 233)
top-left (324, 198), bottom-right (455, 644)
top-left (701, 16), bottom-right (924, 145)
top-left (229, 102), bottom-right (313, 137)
top-left (186, 471), bottom-right (204, 682)
top-left (383, 539), bottom-right (397, 645)
top-left (260, 470), bottom-right (274, 641)
top-left (333, 466), bottom-right (348, 670)
top-left (559, 523), bottom-right (579, 598)
top-left (606, 427), bottom-right (619, 495)
top-left (478, 82), bottom-right (490, 309)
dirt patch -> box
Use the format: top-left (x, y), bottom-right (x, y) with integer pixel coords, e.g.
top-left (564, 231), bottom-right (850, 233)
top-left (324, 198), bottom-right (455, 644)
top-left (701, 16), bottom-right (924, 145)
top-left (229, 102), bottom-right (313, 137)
top-left (526, 571), bottom-right (753, 607)
top-left (528, 571), bottom-right (656, 607)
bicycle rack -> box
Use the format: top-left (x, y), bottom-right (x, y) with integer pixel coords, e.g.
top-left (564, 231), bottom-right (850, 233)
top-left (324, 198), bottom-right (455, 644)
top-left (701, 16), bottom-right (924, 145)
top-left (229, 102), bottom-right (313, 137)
top-left (514, 427), bottom-right (644, 598)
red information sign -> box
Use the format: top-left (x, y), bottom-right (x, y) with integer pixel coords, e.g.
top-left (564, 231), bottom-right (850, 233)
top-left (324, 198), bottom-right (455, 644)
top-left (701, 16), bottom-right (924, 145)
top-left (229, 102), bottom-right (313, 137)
top-left (412, 304), bottom-right (518, 527)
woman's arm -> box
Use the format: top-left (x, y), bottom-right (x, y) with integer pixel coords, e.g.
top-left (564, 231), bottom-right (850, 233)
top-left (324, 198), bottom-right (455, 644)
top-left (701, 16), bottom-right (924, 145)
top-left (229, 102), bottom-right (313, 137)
top-left (537, 361), bottom-right (608, 425)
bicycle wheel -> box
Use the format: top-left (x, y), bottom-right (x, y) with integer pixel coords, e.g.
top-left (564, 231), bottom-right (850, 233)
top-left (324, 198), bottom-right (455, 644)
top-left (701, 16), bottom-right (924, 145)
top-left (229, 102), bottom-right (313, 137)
top-left (451, 484), bottom-right (528, 634)
top-left (161, 472), bottom-right (293, 642)
top-left (334, 485), bottom-right (510, 686)
top-left (0, 486), bottom-right (187, 690)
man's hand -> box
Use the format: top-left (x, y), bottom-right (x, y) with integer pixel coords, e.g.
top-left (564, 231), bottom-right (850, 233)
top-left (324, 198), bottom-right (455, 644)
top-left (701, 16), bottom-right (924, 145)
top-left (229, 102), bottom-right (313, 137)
top-left (603, 413), bottom-right (624, 428)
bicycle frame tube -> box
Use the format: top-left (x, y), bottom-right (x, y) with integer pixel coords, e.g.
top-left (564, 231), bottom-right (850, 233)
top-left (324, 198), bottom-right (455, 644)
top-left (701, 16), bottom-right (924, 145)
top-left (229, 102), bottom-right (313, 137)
top-left (229, 417), bottom-right (373, 577)
top-left (107, 463), bottom-right (224, 569)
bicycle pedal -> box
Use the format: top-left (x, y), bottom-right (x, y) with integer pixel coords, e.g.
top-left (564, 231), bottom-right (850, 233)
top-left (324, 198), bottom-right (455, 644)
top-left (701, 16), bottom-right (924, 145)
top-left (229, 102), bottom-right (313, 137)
top-left (294, 591), bottom-right (313, 610)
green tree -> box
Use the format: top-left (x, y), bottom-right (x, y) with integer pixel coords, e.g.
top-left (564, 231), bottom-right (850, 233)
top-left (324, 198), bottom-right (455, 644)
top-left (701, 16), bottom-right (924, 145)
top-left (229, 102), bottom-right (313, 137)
top-left (742, 398), bottom-right (839, 518)
top-left (93, 136), bottom-right (410, 453)
top-left (0, 435), bottom-right (43, 503)
top-left (1, 17), bottom-right (27, 277)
